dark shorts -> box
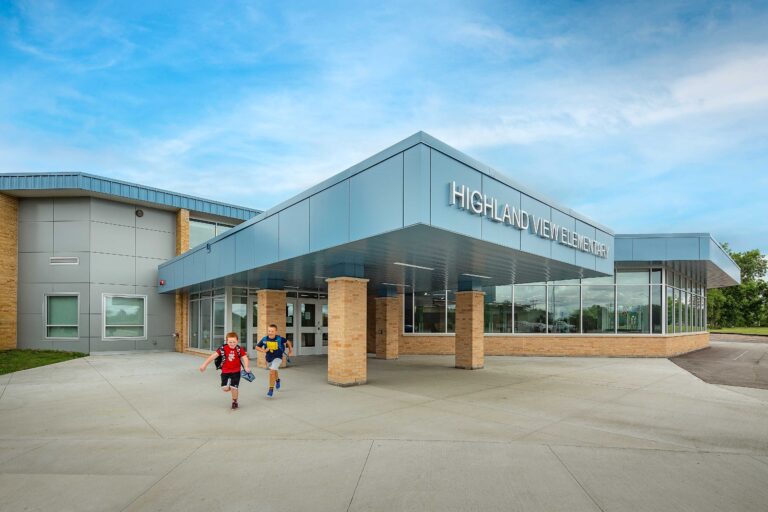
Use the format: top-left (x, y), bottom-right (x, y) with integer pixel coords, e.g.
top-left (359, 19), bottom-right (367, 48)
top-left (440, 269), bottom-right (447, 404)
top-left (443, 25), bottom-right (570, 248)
top-left (221, 372), bottom-right (241, 389)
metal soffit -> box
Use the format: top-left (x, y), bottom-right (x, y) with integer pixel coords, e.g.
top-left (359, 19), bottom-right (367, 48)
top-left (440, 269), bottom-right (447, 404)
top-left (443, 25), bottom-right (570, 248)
top-left (168, 224), bottom-right (610, 294)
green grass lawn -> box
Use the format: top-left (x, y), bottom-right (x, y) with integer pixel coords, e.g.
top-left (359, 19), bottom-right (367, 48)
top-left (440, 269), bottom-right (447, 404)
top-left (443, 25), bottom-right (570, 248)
top-left (709, 327), bottom-right (768, 336)
top-left (0, 349), bottom-right (87, 375)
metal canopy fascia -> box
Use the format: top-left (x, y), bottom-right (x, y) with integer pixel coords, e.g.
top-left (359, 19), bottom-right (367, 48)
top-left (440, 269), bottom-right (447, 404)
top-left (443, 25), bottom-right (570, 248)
top-left (159, 132), bottom-right (615, 294)
top-left (162, 224), bottom-right (611, 294)
top-left (615, 233), bottom-right (740, 288)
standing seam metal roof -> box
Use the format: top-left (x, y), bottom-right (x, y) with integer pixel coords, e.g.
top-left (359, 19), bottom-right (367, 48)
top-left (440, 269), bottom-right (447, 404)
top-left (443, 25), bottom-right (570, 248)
top-left (0, 172), bottom-right (261, 221)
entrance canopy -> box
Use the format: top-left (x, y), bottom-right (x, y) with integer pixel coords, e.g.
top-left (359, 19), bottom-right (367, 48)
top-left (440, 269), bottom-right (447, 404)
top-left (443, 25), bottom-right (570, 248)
top-left (158, 132), bottom-right (614, 294)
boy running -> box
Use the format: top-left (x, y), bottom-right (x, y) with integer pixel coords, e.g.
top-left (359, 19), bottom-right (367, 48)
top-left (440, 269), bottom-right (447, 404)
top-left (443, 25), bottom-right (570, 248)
top-left (199, 332), bottom-right (251, 409)
top-left (255, 324), bottom-right (293, 398)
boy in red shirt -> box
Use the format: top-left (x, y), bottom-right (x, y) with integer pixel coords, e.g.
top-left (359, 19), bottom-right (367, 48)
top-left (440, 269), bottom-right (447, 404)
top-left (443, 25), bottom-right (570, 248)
top-left (199, 332), bottom-right (251, 409)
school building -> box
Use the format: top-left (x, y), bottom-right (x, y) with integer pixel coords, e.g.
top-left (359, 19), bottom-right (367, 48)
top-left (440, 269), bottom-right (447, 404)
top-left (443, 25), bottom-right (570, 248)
top-left (0, 132), bottom-right (740, 385)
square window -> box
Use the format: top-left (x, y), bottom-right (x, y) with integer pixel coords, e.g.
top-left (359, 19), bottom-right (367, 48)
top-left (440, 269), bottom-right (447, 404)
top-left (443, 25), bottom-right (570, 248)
top-left (103, 294), bottom-right (147, 339)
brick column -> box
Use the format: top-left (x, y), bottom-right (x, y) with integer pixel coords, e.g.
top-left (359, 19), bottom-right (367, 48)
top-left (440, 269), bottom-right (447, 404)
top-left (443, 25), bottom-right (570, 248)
top-left (173, 209), bottom-right (190, 352)
top-left (327, 277), bottom-right (368, 386)
top-left (175, 208), bottom-right (190, 255)
top-left (0, 193), bottom-right (18, 350)
top-left (375, 294), bottom-right (401, 359)
top-left (455, 291), bottom-right (484, 369)
top-left (256, 289), bottom-right (287, 368)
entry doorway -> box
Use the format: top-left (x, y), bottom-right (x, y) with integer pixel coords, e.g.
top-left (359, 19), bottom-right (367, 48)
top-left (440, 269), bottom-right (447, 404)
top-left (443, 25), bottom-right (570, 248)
top-left (294, 299), bottom-right (328, 355)
top-left (246, 292), bottom-right (328, 357)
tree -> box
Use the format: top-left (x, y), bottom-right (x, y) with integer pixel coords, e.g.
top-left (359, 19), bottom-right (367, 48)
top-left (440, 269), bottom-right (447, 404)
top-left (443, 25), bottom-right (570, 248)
top-left (707, 244), bottom-right (768, 328)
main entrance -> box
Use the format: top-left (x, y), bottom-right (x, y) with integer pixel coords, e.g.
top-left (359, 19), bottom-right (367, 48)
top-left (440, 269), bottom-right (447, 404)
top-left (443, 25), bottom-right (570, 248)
top-left (246, 291), bottom-right (328, 357)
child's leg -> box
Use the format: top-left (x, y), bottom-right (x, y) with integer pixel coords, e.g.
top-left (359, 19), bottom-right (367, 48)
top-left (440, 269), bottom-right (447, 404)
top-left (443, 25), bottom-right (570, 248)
top-left (269, 369), bottom-right (277, 388)
top-left (231, 387), bottom-right (239, 401)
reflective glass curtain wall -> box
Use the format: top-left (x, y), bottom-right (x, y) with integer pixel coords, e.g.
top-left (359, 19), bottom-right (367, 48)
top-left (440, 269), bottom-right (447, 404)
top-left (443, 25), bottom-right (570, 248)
top-left (402, 268), bottom-right (707, 335)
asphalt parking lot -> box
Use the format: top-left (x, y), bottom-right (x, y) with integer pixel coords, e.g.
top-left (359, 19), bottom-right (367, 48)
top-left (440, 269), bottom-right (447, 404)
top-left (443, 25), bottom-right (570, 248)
top-left (672, 334), bottom-right (768, 390)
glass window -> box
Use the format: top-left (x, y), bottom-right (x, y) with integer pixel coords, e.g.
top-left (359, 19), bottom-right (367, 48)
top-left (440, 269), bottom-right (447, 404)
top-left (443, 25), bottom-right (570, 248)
top-left (484, 286), bottom-right (513, 333)
top-left (582, 276), bottom-right (613, 285)
top-left (617, 285), bottom-right (649, 333)
top-left (548, 285), bottom-right (580, 333)
top-left (200, 297), bottom-right (212, 350)
top-left (415, 291), bottom-right (446, 333)
top-left (583, 286), bottom-right (615, 334)
top-left (616, 270), bottom-right (649, 284)
top-left (190, 299), bottom-right (201, 348)
top-left (651, 270), bottom-right (662, 284)
top-left (514, 285), bottom-right (546, 333)
top-left (446, 290), bottom-right (456, 333)
top-left (666, 287), bottom-right (675, 334)
top-left (45, 295), bottom-right (79, 338)
top-left (231, 295), bottom-right (247, 348)
top-left (651, 285), bottom-right (662, 334)
top-left (675, 289), bottom-right (683, 333)
top-left (103, 294), bottom-right (146, 339)
top-left (213, 297), bottom-right (225, 347)
top-left (404, 292), bottom-right (413, 333)
top-left (189, 220), bottom-right (216, 248)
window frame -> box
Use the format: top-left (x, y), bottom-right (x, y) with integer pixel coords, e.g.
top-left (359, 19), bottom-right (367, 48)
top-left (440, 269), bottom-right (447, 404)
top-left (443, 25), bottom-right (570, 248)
top-left (43, 293), bottom-right (80, 340)
top-left (102, 293), bottom-right (148, 340)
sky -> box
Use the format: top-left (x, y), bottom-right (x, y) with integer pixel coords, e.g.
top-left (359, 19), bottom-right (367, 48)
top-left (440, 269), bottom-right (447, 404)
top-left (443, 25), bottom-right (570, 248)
top-left (1, 0), bottom-right (767, 254)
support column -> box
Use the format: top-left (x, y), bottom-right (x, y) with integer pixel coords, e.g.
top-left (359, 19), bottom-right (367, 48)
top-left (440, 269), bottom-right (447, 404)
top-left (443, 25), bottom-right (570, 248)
top-left (173, 209), bottom-right (190, 352)
top-left (375, 294), bottom-right (401, 360)
top-left (256, 289), bottom-right (287, 368)
top-left (0, 193), bottom-right (18, 350)
top-left (455, 291), bottom-right (484, 369)
top-left (327, 277), bottom-right (369, 386)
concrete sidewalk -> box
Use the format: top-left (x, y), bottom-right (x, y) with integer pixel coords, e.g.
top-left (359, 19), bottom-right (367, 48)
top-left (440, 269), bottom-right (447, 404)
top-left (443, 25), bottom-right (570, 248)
top-left (1, 353), bottom-right (767, 511)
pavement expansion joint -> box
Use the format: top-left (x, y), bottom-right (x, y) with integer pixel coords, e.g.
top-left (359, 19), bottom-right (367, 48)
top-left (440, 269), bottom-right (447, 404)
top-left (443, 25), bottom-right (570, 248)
top-left (548, 444), bottom-right (607, 512)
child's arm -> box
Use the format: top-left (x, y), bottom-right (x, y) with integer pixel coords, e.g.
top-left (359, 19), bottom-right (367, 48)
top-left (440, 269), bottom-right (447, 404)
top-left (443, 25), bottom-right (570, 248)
top-left (199, 352), bottom-right (218, 372)
top-left (285, 339), bottom-right (293, 356)
top-left (240, 354), bottom-right (251, 373)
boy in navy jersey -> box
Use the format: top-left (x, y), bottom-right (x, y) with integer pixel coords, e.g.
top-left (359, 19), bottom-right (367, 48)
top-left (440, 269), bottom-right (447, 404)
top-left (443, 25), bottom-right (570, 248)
top-left (255, 324), bottom-right (293, 398)
top-left (199, 332), bottom-right (251, 409)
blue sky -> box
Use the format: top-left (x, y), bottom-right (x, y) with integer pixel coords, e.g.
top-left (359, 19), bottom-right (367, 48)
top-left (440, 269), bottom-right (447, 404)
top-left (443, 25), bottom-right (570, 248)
top-left (1, 0), bottom-right (767, 253)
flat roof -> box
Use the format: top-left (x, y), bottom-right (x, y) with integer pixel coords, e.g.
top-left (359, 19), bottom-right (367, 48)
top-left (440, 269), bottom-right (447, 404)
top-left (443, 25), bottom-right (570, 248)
top-left (615, 233), bottom-right (740, 288)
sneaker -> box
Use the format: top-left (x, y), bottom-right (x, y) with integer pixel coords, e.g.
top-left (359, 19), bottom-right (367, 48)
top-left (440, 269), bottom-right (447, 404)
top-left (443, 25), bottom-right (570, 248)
top-left (266, 388), bottom-right (274, 398)
top-left (231, 400), bottom-right (238, 410)
top-left (275, 379), bottom-right (281, 390)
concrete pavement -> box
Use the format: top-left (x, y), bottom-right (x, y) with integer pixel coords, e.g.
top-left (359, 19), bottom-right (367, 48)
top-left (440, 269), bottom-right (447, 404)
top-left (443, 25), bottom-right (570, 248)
top-left (1, 352), bottom-right (767, 511)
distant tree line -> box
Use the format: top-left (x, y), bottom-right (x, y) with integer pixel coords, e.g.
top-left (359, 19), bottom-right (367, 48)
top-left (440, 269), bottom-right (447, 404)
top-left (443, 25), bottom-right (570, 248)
top-left (707, 244), bottom-right (768, 328)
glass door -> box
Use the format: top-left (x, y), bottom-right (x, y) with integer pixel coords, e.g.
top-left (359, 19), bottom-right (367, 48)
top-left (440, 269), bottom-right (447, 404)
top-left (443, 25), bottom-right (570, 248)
top-left (297, 299), bottom-right (328, 355)
top-left (247, 295), bottom-right (258, 358)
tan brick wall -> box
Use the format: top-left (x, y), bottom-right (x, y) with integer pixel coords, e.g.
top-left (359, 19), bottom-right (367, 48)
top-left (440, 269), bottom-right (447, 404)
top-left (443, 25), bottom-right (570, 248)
top-left (327, 277), bottom-right (368, 386)
top-left (400, 333), bottom-right (709, 358)
top-left (375, 295), bottom-right (401, 359)
top-left (455, 291), bottom-right (484, 369)
top-left (174, 292), bottom-right (189, 352)
top-left (0, 193), bottom-right (18, 350)
top-left (256, 289), bottom-right (287, 368)
top-left (366, 295), bottom-right (376, 354)
top-left (175, 208), bottom-right (190, 255)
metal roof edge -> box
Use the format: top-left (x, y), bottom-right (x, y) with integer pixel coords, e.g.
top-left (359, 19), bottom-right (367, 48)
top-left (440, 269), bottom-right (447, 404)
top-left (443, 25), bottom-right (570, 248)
top-left (0, 171), bottom-right (262, 220)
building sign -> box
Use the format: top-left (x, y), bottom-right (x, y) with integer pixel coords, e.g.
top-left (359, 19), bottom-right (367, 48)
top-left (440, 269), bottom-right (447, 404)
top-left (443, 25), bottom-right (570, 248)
top-left (449, 181), bottom-right (609, 258)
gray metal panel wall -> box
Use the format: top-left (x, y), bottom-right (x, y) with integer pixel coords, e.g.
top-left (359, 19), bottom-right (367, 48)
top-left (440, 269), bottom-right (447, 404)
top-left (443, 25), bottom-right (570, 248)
top-left (481, 175), bottom-right (522, 250)
top-left (16, 196), bottom-right (176, 352)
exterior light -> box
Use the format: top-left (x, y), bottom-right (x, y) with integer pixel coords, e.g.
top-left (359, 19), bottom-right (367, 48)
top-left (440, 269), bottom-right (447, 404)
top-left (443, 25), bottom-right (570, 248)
top-left (461, 273), bottom-right (492, 279)
top-left (393, 262), bottom-right (434, 271)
